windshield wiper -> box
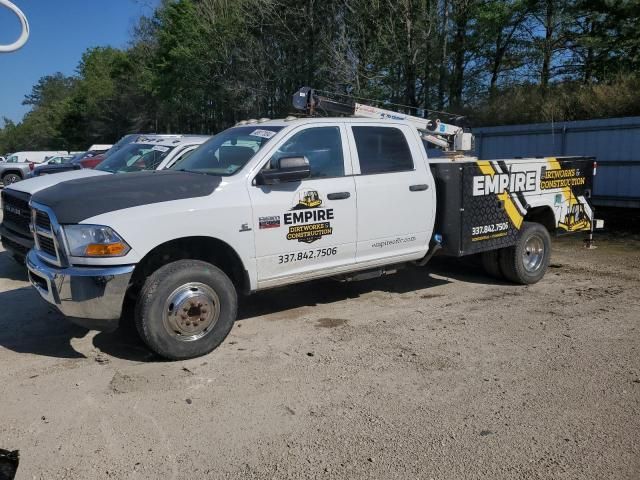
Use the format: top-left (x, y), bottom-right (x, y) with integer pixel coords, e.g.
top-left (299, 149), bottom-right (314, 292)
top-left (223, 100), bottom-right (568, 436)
top-left (175, 168), bottom-right (211, 175)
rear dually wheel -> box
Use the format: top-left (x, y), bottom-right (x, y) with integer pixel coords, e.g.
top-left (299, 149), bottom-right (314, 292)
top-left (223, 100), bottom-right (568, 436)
top-left (499, 222), bottom-right (551, 285)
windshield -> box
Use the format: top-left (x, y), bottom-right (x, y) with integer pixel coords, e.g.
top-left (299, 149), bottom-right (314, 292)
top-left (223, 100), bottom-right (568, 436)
top-left (173, 126), bottom-right (283, 176)
top-left (96, 143), bottom-right (176, 173)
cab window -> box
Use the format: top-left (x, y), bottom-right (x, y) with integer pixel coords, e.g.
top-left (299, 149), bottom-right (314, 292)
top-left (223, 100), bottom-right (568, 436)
top-left (352, 126), bottom-right (413, 174)
top-left (269, 127), bottom-right (344, 179)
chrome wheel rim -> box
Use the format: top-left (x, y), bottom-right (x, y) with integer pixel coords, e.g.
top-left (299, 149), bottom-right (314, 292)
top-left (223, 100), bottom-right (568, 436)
top-left (522, 235), bottom-right (545, 273)
top-left (163, 282), bottom-right (220, 342)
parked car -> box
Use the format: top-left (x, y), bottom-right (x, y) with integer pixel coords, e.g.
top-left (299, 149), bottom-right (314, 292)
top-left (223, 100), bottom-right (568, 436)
top-left (102, 134), bottom-right (144, 156)
top-left (31, 152), bottom-right (86, 177)
top-left (0, 151), bottom-right (70, 185)
top-left (3, 151), bottom-right (68, 164)
top-left (95, 135), bottom-right (209, 173)
top-left (41, 154), bottom-right (73, 165)
top-left (31, 136), bottom-right (206, 177)
top-left (1, 135), bottom-right (210, 262)
top-left (31, 135), bottom-right (193, 177)
top-left (76, 149), bottom-right (110, 168)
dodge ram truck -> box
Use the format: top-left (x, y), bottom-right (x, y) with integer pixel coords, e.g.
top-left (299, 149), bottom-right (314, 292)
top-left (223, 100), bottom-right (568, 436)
top-left (23, 92), bottom-right (601, 360)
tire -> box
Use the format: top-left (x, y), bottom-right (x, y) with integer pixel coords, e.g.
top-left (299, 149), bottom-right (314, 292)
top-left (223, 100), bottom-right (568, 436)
top-left (2, 173), bottom-right (21, 185)
top-left (499, 222), bottom-right (551, 285)
top-left (481, 249), bottom-right (503, 279)
top-left (135, 259), bottom-right (238, 360)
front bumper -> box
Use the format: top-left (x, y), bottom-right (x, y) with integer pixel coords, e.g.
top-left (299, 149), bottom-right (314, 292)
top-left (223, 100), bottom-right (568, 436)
top-left (0, 222), bottom-right (33, 259)
top-left (26, 249), bottom-right (135, 331)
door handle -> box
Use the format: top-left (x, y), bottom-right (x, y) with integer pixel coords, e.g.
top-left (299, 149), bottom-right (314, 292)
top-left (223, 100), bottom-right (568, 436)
top-left (409, 184), bottom-right (429, 192)
top-left (327, 192), bottom-right (351, 200)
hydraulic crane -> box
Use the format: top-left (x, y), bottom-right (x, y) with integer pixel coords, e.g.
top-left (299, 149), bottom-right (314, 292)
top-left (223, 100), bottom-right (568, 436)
top-left (292, 86), bottom-right (474, 152)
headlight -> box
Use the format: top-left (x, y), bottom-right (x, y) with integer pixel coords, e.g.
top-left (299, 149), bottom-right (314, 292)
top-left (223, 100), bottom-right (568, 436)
top-left (63, 225), bottom-right (131, 257)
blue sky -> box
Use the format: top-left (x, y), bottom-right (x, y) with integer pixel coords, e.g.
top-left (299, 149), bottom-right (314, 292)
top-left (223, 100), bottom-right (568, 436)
top-left (0, 0), bottom-right (159, 124)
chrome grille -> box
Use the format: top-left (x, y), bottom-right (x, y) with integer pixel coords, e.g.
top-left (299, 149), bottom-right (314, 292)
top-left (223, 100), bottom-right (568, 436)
top-left (31, 205), bottom-right (64, 267)
top-left (36, 234), bottom-right (56, 257)
top-left (35, 210), bottom-right (51, 230)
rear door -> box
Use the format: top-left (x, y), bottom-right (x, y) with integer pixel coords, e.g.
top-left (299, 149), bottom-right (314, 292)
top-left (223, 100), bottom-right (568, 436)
top-left (249, 123), bottom-right (357, 285)
top-left (347, 123), bottom-right (435, 264)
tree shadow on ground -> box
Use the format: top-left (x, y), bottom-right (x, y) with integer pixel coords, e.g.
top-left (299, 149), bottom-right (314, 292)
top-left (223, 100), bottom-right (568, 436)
top-left (238, 265), bottom-right (452, 320)
top-left (0, 258), bottom-right (504, 362)
top-left (0, 286), bottom-right (88, 359)
top-left (0, 251), bottom-right (28, 282)
top-left (426, 256), bottom-right (513, 286)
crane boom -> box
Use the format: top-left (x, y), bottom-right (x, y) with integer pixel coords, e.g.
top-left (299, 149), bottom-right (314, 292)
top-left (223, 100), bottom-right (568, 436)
top-left (292, 87), bottom-right (474, 152)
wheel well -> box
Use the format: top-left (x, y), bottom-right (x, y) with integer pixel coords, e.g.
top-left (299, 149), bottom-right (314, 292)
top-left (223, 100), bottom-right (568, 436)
top-left (524, 206), bottom-right (556, 232)
top-left (2, 170), bottom-right (23, 179)
top-left (130, 237), bottom-right (249, 296)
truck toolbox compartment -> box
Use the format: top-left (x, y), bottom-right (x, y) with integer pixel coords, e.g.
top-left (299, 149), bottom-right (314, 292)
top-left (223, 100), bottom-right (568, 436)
top-left (430, 156), bottom-right (595, 257)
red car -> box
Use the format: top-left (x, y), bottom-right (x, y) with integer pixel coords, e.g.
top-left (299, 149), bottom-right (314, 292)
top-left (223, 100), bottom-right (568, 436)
top-left (78, 151), bottom-right (107, 168)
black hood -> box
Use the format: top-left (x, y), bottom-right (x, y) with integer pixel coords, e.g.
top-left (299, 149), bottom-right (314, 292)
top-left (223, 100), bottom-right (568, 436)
top-left (31, 170), bottom-right (222, 224)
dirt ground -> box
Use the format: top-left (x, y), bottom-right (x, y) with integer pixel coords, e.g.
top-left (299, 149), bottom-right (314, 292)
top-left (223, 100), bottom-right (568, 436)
top-left (0, 218), bottom-right (639, 479)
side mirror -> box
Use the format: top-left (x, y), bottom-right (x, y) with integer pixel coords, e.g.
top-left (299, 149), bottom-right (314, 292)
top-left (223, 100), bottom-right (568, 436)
top-left (48, 160), bottom-right (56, 164)
top-left (257, 156), bottom-right (310, 185)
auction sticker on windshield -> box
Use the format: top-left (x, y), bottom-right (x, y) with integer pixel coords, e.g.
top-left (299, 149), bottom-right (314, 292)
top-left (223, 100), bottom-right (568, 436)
top-left (249, 129), bottom-right (277, 139)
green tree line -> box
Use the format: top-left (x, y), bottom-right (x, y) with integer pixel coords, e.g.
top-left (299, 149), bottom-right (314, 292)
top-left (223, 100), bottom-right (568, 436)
top-left (2, 0), bottom-right (640, 152)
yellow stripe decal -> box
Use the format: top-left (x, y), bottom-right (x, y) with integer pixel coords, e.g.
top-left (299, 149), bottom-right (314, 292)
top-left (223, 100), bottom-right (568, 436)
top-left (476, 160), bottom-right (523, 229)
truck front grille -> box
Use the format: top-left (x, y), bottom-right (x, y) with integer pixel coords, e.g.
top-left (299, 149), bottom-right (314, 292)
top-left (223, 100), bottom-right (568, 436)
top-left (1, 190), bottom-right (32, 239)
top-left (36, 234), bottom-right (56, 257)
top-left (35, 210), bottom-right (51, 230)
top-left (31, 207), bottom-right (63, 266)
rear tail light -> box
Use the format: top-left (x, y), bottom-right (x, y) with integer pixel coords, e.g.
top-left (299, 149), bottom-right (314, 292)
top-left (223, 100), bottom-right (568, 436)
top-left (593, 161), bottom-right (597, 176)
top-left (29, 162), bottom-right (35, 171)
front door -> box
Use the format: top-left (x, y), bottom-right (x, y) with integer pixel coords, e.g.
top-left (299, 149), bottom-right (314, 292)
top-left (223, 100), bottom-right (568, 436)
top-left (249, 123), bottom-right (357, 286)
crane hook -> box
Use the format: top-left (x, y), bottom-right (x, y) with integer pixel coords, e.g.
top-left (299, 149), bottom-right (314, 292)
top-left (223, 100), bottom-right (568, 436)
top-left (0, 0), bottom-right (29, 53)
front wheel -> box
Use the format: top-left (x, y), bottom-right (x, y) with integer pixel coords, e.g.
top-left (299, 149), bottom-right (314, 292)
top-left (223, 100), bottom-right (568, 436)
top-left (499, 222), bottom-right (551, 285)
top-left (2, 173), bottom-right (21, 185)
top-left (135, 259), bottom-right (238, 360)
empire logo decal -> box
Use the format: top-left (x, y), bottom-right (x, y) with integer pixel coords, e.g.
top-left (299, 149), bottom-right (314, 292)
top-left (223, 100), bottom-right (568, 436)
top-left (540, 167), bottom-right (586, 189)
top-left (472, 171), bottom-right (537, 196)
top-left (284, 190), bottom-right (334, 243)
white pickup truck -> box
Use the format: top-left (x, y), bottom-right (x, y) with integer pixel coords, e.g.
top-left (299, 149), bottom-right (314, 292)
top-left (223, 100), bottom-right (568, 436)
top-left (24, 106), bottom-right (600, 359)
